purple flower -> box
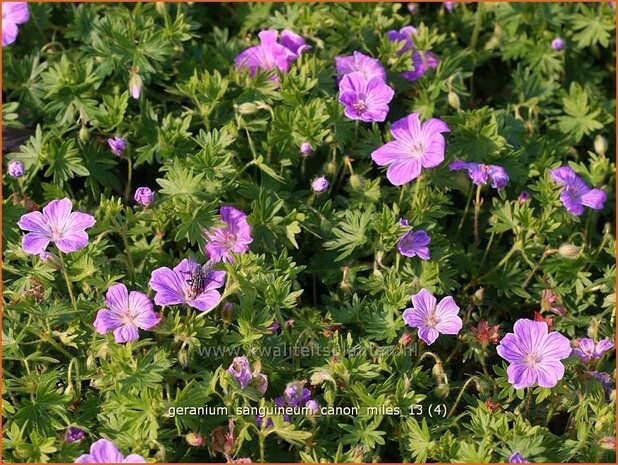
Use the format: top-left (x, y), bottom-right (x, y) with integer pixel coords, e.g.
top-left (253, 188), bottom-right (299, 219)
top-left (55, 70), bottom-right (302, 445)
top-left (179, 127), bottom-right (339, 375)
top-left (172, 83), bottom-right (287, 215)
top-left (75, 439), bottom-right (145, 463)
top-left (573, 338), bottom-right (614, 362)
top-left (449, 160), bottom-right (509, 190)
top-left (371, 113), bottom-right (450, 185)
top-left (402, 289), bottom-right (462, 345)
top-left (338, 72), bottom-right (394, 122)
top-left (551, 37), bottom-right (565, 51)
top-left (299, 141), bottom-right (313, 157)
top-left (496, 319), bottom-right (571, 389)
top-left (134, 187), bottom-right (154, 207)
top-left (305, 399), bottom-right (320, 414)
top-left (407, 3), bottom-right (418, 14)
top-left (311, 176), bottom-right (329, 193)
top-left (443, 2), bottom-right (457, 12)
top-left (518, 191), bottom-right (531, 203)
top-left (7, 160), bottom-right (24, 178)
top-left (107, 137), bottom-right (126, 157)
top-left (509, 452), bottom-right (529, 463)
top-left (549, 166), bottom-right (606, 216)
top-left (204, 206), bottom-right (253, 264)
top-left (334, 51), bottom-right (387, 83)
top-left (17, 198), bottom-right (96, 255)
top-left (280, 29), bottom-right (310, 58)
top-left (397, 226), bottom-right (431, 260)
top-left (227, 357), bottom-right (253, 388)
top-left (93, 284), bottom-right (160, 343)
top-left (149, 258), bottom-right (226, 312)
top-left (2, 2), bottom-right (29, 47)
top-left (234, 30), bottom-right (296, 83)
top-left (386, 26), bottom-right (418, 53)
top-left (402, 51), bottom-right (440, 82)
top-left (65, 427), bottom-right (86, 443)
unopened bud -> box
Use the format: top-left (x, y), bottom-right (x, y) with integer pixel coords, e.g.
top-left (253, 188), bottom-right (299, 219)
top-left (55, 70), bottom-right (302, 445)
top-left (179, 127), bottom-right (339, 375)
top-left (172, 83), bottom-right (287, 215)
top-left (472, 287), bottom-right (484, 305)
top-left (155, 2), bottom-right (166, 14)
top-left (399, 333), bottom-right (413, 346)
top-left (594, 135), bottom-right (608, 155)
top-left (434, 383), bottom-right (450, 398)
top-left (447, 91), bottom-right (460, 110)
top-left (222, 302), bottom-right (233, 323)
top-left (237, 102), bottom-right (259, 115)
top-left (79, 126), bottom-right (89, 143)
top-left (558, 244), bottom-right (580, 259)
top-left (349, 174), bottom-right (365, 190)
top-left (324, 161), bottom-right (338, 175)
top-left (129, 72), bottom-right (143, 100)
top-left (588, 318), bottom-right (600, 341)
top-left (599, 437), bottom-right (616, 451)
top-left (39, 252), bottom-right (61, 271)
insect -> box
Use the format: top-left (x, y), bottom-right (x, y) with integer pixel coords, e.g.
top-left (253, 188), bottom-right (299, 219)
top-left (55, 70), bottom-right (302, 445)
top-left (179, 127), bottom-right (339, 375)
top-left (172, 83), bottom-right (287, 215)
top-left (181, 261), bottom-right (218, 299)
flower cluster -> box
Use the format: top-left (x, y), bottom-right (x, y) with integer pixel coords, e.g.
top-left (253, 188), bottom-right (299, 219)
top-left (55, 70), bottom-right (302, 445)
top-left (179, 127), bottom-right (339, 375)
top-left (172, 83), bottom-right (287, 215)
top-left (387, 25), bottom-right (440, 81)
top-left (226, 357), bottom-right (268, 394)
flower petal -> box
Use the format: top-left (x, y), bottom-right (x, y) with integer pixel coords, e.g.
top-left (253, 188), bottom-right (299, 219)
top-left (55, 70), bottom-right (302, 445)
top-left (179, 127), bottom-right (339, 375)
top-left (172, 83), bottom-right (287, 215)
top-left (17, 211), bottom-right (49, 234)
top-left (22, 233), bottom-right (51, 255)
top-left (386, 159), bottom-right (421, 185)
top-left (507, 362), bottom-right (537, 389)
top-left (580, 188), bottom-right (606, 210)
top-left (42, 198), bottom-right (73, 232)
top-left (189, 289), bottom-right (222, 313)
top-left (411, 288), bottom-right (436, 314)
top-left (105, 283), bottom-right (130, 314)
top-left (418, 326), bottom-right (440, 345)
top-left (149, 267), bottom-right (186, 306)
top-left (535, 360), bottom-right (565, 388)
top-left (93, 309), bottom-right (122, 334)
top-left (113, 325), bottom-right (139, 343)
top-left (89, 439), bottom-right (124, 463)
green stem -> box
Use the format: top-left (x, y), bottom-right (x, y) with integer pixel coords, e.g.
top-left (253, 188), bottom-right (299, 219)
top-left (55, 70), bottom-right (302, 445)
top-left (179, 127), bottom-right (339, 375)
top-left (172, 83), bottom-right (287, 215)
top-left (470, 3), bottom-right (484, 50)
top-left (58, 251), bottom-right (77, 310)
top-left (457, 187), bottom-right (474, 235)
top-left (120, 228), bottom-right (136, 282)
top-left (125, 157), bottom-right (133, 201)
top-left (448, 376), bottom-right (479, 418)
top-left (473, 184), bottom-right (483, 251)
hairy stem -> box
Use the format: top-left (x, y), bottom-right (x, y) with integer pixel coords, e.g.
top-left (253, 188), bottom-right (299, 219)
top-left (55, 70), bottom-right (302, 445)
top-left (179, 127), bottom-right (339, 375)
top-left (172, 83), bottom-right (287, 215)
top-left (58, 250), bottom-right (77, 310)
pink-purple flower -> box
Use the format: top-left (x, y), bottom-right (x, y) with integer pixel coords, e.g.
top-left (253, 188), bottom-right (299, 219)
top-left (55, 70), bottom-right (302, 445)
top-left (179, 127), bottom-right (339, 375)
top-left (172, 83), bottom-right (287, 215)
top-left (311, 176), bottom-right (329, 193)
top-left (509, 452), bottom-right (529, 463)
top-left (387, 25), bottom-right (439, 81)
top-left (235, 30), bottom-right (307, 84)
top-left (573, 338), bottom-right (614, 362)
top-left (108, 137), bottom-right (127, 157)
top-left (338, 71), bottom-right (394, 122)
top-left (551, 37), bottom-right (566, 51)
top-left (65, 426), bottom-right (86, 444)
top-left (17, 198), bottom-right (96, 255)
top-left (402, 289), bottom-right (462, 345)
top-left (397, 219), bottom-right (430, 260)
top-left (299, 141), bottom-right (313, 156)
top-left (74, 439), bottom-right (145, 463)
top-left (149, 258), bottom-right (226, 312)
top-left (496, 319), bottom-right (571, 389)
top-left (549, 166), bottom-right (606, 216)
top-left (204, 206), bottom-right (253, 263)
top-left (93, 283), bottom-right (160, 343)
top-left (449, 160), bottom-right (509, 190)
top-left (226, 356), bottom-right (268, 394)
top-left (134, 187), bottom-right (154, 207)
top-left (2, 2), bottom-right (29, 47)
top-left (7, 160), bottom-right (24, 178)
top-left (371, 113), bottom-right (450, 185)
top-left (334, 51), bottom-right (387, 83)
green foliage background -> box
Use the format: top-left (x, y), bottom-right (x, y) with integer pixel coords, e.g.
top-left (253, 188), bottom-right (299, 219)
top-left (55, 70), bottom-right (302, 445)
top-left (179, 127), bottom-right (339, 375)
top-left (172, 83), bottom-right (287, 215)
top-left (2, 2), bottom-right (616, 463)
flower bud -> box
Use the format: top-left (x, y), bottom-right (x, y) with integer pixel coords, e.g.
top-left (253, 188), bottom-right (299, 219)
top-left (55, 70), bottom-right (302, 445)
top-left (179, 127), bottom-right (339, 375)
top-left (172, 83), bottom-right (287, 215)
top-left (399, 332), bottom-right (413, 346)
top-left (299, 141), bottom-right (313, 156)
top-left (211, 427), bottom-right (227, 453)
top-left (551, 37), bottom-right (565, 51)
top-left (129, 72), bottom-right (143, 100)
top-left (305, 399), bottom-right (320, 414)
top-left (7, 160), bottom-right (24, 178)
top-left (186, 432), bottom-right (205, 447)
top-left (434, 382), bottom-right (450, 398)
top-left (79, 126), bottom-right (89, 143)
top-left (237, 102), bottom-right (259, 115)
top-left (311, 176), bottom-right (329, 193)
top-left (39, 252), bottom-right (62, 271)
top-left (594, 135), bottom-right (608, 155)
top-left (324, 161), bottom-right (338, 175)
top-left (65, 426), bottom-right (86, 443)
top-left (108, 137), bottom-right (127, 157)
top-left (599, 437), bottom-right (616, 451)
top-left (558, 244), bottom-right (580, 259)
top-left (472, 287), bottom-right (484, 305)
top-left (349, 174), bottom-right (364, 190)
top-left (518, 191), bottom-right (530, 203)
top-left (155, 2), bottom-right (166, 14)
top-left (447, 91), bottom-right (460, 110)
top-left (134, 187), bottom-right (155, 207)
top-left (222, 302), bottom-right (233, 323)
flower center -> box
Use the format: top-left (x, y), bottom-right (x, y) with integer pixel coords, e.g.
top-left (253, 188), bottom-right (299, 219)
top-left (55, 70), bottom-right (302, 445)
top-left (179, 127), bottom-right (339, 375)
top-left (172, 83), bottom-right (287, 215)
top-left (352, 99), bottom-right (368, 114)
top-left (408, 142), bottom-right (426, 158)
top-left (50, 226), bottom-right (62, 241)
top-left (222, 230), bottom-right (237, 248)
top-left (120, 307), bottom-right (136, 326)
top-left (523, 351), bottom-right (542, 367)
top-left (423, 313), bottom-right (439, 328)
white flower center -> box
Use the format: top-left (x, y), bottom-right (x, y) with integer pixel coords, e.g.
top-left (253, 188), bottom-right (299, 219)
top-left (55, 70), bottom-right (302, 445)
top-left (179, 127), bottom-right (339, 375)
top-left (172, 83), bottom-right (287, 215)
top-left (408, 142), bottom-right (426, 158)
top-left (50, 226), bottom-right (62, 241)
top-left (352, 99), bottom-right (368, 114)
top-left (423, 313), bottom-right (439, 329)
top-left (523, 352), bottom-right (542, 367)
top-left (120, 307), bottom-right (136, 326)
top-left (222, 230), bottom-right (237, 248)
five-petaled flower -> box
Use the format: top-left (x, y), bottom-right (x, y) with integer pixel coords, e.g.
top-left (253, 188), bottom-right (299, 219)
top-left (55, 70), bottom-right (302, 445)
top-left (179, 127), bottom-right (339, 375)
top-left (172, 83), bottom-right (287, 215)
top-left (497, 319), bottom-right (571, 389)
top-left (94, 283), bottom-right (160, 343)
top-left (449, 160), bottom-right (509, 189)
top-left (573, 338), bottom-right (614, 362)
top-left (334, 51), bottom-right (387, 83)
top-left (17, 198), bottom-right (96, 255)
top-left (402, 289), bottom-right (463, 345)
top-left (372, 113), bottom-right (450, 185)
top-left (549, 166), bottom-right (606, 216)
top-left (149, 258), bottom-right (226, 312)
top-left (397, 219), bottom-right (431, 260)
top-left (204, 206), bottom-right (253, 263)
top-left (338, 71), bottom-right (394, 123)
top-left (75, 439), bottom-right (145, 463)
